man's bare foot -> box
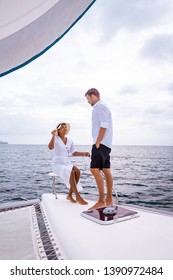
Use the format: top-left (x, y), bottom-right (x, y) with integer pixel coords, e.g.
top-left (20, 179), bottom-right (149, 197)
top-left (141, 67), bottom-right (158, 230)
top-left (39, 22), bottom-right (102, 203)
top-left (76, 197), bottom-right (88, 205)
top-left (66, 195), bottom-right (76, 203)
top-left (105, 199), bottom-right (113, 206)
top-left (88, 201), bottom-right (106, 211)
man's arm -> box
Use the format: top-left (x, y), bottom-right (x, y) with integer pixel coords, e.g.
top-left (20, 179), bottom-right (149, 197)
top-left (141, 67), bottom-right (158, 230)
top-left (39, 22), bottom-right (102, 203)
top-left (95, 127), bottom-right (106, 148)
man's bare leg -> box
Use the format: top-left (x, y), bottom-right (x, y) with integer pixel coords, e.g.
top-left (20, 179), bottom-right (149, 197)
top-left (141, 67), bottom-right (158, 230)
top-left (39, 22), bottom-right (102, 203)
top-left (102, 168), bottom-right (113, 206)
top-left (89, 168), bottom-right (106, 210)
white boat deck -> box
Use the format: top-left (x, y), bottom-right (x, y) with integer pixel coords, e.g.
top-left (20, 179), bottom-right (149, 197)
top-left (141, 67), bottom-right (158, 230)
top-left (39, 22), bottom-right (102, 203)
top-left (42, 193), bottom-right (173, 260)
top-left (0, 193), bottom-right (172, 260)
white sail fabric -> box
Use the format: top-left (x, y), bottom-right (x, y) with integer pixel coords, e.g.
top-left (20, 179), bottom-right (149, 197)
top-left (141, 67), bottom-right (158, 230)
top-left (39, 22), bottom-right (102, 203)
top-left (0, 0), bottom-right (95, 77)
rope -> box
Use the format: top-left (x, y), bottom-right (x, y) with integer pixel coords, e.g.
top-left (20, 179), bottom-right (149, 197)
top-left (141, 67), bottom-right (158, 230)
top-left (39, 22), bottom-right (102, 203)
top-left (32, 203), bottom-right (64, 260)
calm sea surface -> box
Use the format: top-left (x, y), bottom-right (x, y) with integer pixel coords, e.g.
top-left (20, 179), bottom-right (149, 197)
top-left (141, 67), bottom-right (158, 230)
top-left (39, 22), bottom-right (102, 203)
top-left (0, 144), bottom-right (173, 212)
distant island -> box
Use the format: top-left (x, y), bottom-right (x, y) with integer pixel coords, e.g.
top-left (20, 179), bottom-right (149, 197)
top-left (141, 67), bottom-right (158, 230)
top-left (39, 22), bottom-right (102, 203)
top-left (0, 141), bottom-right (8, 144)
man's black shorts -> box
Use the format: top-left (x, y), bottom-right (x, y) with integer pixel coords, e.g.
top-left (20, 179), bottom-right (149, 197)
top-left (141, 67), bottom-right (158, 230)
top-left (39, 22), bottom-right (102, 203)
top-left (90, 144), bottom-right (111, 169)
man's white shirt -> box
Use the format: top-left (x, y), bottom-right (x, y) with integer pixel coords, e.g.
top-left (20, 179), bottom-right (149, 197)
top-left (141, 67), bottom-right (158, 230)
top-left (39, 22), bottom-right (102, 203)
top-left (92, 100), bottom-right (113, 148)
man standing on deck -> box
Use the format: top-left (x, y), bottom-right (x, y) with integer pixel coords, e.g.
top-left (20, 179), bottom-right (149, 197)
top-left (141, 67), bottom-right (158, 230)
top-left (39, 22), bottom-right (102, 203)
top-left (85, 88), bottom-right (113, 210)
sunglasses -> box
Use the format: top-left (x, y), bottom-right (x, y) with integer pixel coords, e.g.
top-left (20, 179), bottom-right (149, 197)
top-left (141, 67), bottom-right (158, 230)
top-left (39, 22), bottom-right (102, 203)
top-left (56, 123), bottom-right (67, 129)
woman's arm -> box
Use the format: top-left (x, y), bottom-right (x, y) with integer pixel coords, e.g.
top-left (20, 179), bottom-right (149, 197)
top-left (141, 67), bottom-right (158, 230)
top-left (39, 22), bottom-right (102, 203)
top-left (73, 151), bottom-right (90, 157)
top-left (48, 130), bottom-right (57, 150)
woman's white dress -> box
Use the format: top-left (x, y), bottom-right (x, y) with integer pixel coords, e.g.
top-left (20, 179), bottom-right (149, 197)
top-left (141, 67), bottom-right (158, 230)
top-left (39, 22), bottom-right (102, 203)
top-left (51, 136), bottom-right (83, 192)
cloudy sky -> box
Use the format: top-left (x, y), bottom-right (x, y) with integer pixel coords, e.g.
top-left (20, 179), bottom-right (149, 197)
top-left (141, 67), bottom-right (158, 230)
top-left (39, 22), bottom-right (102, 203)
top-left (1, 0), bottom-right (173, 146)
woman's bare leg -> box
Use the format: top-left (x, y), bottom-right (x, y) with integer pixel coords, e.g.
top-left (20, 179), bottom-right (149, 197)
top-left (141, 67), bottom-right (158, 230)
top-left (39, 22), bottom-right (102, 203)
top-left (69, 169), bottom-right (88, 205)
top-left (66, 187), bottom-right (76, 203)
top-left (73, 166), bottom-right (80, 184)
top-left (66, 166), bottom-right (80, 203)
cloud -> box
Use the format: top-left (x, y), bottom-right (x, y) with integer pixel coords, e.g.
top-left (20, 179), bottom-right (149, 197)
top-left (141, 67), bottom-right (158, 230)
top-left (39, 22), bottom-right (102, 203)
top-left (96, 0), bottom-right (170, 41)
top-left (62, 97), bottom-right (83, 106)
top-left (119, 84), bottom-right (139, 95)
top-left (1, 0), bottom-right (173, 145)
top-left (144, 106), bottom-right (165, 117)
top-left (141, 34), bottom-right (173, 62)
top-left (168, 83), bottom-right (173, 95)
top-left (61, 91), bottom-right (84, 106)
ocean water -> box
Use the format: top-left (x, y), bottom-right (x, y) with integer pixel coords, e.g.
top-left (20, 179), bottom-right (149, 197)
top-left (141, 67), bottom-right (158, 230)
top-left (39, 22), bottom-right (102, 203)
top-left (0, 144), bottom-right (173, 212)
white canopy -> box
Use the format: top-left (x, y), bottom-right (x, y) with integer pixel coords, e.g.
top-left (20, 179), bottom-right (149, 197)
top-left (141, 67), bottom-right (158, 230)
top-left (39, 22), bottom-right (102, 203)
top-left (0, 0), bottom-right (95, 77)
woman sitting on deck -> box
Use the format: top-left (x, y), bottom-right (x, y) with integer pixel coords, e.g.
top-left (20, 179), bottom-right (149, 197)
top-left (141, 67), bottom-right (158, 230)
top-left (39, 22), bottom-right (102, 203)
top-left (48, 122), bottom-right (90, 205)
